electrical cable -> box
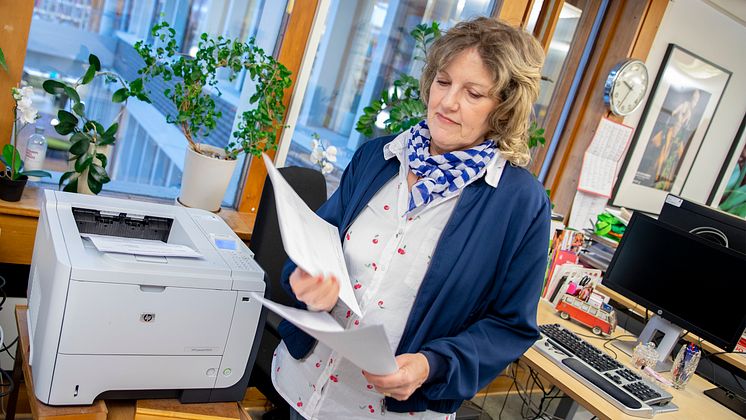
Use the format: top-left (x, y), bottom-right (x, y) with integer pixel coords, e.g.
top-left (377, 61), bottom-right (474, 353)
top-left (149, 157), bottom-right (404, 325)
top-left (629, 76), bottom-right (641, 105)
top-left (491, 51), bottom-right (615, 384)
top-left (497, 365), bottom-right (516, 420)
top-left (0, 368), bottom-right (14, 398)
top-left (1, 337), bottom-right (17, 361)
top-left (508, 363), bottom-right (565, 420)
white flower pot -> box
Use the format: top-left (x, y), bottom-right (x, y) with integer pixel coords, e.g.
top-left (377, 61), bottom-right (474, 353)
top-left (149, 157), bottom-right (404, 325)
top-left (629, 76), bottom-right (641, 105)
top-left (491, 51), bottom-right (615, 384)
top-left (178, 144), bottom-right (237, 212)
top-left (76, 144), bottom-right (112, 195)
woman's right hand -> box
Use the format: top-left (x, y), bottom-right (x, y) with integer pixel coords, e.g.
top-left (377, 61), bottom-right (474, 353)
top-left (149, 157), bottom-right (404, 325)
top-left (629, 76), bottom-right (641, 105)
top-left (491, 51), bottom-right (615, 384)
top-left (289, 267), bottom-right (340, 312)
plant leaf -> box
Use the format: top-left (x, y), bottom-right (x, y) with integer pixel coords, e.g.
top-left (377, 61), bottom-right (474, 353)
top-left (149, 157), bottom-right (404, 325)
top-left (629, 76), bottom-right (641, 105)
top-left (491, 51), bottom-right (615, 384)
top-left (1, 144), bottom-right (22, 177)
top-left (89, 54), bottom-right (101, 71)
top-left (54, 121), bottom-right (76, 135)
top-left (82, 66), bottom-right (96, 85)
top-left (69, 136), bottom-right (91, 155)
top-left (0, 47), bottom-right (7, 72)
top-left (63, 178), bottom-right (79, 192)
top-left (19, 170), bottom-right (52, 178)
top-left (58, 171), bottom-right (77, 189)
top-left (64, 86), bottom-right (81, 104)
top-left (112, 88), bottom-right (128, 103)
top-left (95, 153), bottom-right (108, 168)
top-left (43, 80), bottom-right (67, 94)
top-left (103, 122), bottom-right (119, 138)
top-left (58, 110), bottom-right (79, 125)
top-left (72, 102), bottom-right (86, 117)
top-left (75, 153), bottom-right (93, 172)
top-left (87, 175), bottom-right (102, 194)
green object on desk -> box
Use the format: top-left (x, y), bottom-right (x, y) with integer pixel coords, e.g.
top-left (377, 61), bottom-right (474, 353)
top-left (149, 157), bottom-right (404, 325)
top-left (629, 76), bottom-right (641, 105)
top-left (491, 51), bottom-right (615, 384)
top-left (594, 212), bottom-right (626, 242)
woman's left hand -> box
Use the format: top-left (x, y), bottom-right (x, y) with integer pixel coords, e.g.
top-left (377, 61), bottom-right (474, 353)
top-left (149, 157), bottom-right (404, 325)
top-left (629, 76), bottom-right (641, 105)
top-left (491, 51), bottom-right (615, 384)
top-left (362, 353), bottom-right (430, 401)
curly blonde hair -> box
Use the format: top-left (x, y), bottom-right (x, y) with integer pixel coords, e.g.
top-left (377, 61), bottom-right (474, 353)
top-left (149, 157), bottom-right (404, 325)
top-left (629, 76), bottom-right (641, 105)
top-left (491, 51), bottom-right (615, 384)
top-left (420, 17), bottom-right (544, 167)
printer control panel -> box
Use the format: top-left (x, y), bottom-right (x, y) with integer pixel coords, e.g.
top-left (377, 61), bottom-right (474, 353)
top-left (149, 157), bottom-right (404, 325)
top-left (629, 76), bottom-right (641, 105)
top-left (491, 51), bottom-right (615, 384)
top-left (227, 252), bottom-right (254, 271)
top-left (188, 210), bottom-right (263, 280)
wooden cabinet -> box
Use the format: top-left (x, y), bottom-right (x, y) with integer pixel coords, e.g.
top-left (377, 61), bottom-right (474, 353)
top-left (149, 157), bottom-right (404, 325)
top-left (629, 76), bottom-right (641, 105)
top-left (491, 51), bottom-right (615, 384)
top-left (0, 213), bottom-right (38, 265)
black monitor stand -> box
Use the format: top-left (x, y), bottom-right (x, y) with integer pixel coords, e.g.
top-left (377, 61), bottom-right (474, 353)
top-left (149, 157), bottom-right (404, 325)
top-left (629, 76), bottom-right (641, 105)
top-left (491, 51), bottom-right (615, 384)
top-left (704, 386), bottom-right (746, 417)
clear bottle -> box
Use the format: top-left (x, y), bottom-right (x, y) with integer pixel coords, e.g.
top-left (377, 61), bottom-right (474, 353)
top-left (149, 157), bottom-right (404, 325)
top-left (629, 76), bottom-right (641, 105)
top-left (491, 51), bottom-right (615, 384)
top-left (24, 126), bottom-right (48, 181)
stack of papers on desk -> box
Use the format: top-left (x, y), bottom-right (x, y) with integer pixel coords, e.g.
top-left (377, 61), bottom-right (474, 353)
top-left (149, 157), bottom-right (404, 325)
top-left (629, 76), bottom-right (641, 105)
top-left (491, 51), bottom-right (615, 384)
top-left (258, 155), bottom-right (397, 375)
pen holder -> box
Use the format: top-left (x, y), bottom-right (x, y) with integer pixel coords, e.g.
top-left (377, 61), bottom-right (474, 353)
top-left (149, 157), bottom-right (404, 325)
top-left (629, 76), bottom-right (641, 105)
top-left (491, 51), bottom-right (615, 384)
top-left (671, 343), bottom-right (701, 389)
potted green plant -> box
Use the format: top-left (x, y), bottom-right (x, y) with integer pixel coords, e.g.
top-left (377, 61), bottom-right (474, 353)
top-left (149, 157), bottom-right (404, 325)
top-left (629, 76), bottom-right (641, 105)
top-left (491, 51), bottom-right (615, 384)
top-left (132, 21), bottom-right (292, 212)
top-left (0, 49), bottom-right (52, 202)
top-left (42, 53), bottom-right (143, 194)
top-left (356, 22), bottom-right (546, 148)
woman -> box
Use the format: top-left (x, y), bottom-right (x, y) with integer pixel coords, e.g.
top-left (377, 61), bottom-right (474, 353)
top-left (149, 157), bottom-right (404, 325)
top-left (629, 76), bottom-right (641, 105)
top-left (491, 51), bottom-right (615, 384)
top-left (272, 17), bottom-right (549, 419)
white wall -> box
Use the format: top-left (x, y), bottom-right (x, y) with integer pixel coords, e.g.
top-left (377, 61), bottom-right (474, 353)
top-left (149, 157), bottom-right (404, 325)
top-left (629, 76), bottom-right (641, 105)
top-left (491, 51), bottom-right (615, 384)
top-left (620, 0), bottom-right (746, 211)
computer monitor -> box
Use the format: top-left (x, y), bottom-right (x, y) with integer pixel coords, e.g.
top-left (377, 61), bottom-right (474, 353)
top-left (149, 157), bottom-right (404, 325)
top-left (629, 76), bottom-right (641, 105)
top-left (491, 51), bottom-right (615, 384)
top-left (659, 194), bottom-right (746, 254)
top-left (604, 212), bottom-right (746, 370)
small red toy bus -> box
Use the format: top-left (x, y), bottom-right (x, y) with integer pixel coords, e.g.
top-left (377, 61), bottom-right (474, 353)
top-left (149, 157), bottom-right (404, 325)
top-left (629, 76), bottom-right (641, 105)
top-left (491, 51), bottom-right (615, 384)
top-left (555, 295), bottom-right (617, 336)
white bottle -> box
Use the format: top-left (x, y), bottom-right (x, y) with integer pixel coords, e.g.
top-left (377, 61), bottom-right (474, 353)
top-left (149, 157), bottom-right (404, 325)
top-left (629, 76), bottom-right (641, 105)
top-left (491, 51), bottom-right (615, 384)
top-left (24, 126), bottom-right (48, 181)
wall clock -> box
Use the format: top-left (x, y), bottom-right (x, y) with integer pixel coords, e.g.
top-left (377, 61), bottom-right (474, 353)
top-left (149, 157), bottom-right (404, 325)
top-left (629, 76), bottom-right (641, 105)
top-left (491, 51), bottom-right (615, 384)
top-left (604, 59), bottom-right (649, 116)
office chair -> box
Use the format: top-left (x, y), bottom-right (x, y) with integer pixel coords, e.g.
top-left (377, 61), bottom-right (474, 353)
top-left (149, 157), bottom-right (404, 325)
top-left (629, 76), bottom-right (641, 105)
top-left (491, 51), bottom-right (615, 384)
top-left (248, 166), bottom-right (327, 420)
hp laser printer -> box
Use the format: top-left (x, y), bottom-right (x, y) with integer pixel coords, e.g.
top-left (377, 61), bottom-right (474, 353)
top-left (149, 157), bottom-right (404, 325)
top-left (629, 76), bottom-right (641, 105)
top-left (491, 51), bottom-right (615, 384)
top-left (27, 190), bottom-right (266, 405)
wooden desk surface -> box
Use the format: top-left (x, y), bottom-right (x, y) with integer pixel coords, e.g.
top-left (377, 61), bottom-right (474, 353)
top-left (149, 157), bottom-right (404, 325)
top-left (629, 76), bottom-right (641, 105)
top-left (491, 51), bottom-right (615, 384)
top-left (525, 300), bottom-right (740, 420)
top-left (0, 186), bottom-right (255, 265)
top-left (597, 284), bottom-right (746, 374)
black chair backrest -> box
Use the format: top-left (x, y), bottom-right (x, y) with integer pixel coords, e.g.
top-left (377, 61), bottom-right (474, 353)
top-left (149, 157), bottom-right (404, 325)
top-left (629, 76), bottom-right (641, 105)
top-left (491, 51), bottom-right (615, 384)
top-left (249, 166), bottom-right (327, 307)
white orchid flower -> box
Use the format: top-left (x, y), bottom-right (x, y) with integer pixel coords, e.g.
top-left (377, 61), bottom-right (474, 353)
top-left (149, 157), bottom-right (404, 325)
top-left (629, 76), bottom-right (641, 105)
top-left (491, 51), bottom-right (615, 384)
top-left (20, 107), bottom-right (38, 124)
top-left (325, 145), bottom-right (337, 162)
top-left (311, 139), bottom-right (320, 150)
top-left (310, 148), bottom-right (324, 164)
top-left (20, 86), bottom-right (34, 98)
top-left (322, 161), bottom-right (334, 174)
top-left (51, 118), bottom-right (60, 126)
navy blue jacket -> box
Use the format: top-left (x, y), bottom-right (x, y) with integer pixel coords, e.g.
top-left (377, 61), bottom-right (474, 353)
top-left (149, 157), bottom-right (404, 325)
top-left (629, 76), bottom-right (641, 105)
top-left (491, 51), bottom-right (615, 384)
top-left (278, 135), bottom-right (550, 414)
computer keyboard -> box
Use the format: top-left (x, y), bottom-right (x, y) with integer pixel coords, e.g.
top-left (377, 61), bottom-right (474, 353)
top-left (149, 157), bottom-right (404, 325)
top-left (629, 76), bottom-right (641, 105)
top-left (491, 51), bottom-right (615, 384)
top-left (534, 324), bottom-right (676, 418)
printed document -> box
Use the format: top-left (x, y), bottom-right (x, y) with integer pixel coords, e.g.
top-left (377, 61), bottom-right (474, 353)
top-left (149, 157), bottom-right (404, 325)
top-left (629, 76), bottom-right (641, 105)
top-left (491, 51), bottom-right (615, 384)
top-left (250, 293), bottom-right (398, 375)
top-left (84, 234), bottom-right (202, 258)
top-left (262, 154), bottom-right (362, 316)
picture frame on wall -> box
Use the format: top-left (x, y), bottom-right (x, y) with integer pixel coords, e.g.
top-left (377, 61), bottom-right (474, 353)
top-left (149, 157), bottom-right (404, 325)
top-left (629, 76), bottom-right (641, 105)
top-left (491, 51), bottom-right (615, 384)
top-left (611, 44), bottom-right (732, 214)
top-left (708, 114), bottom-right (746, 219)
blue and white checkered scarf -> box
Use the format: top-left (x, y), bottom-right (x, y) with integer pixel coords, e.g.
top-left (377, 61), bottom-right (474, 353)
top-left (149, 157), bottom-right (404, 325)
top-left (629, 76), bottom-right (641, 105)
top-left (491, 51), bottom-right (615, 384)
top-left (406, 120), bottom-right (496, 212)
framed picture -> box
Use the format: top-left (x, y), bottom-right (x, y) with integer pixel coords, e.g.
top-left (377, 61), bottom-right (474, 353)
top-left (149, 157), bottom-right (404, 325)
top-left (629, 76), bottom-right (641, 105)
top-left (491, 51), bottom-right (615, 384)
top-left (708, 114), bottom-right (746, 218)
top-left (611, 44), bottom-right (732, 214)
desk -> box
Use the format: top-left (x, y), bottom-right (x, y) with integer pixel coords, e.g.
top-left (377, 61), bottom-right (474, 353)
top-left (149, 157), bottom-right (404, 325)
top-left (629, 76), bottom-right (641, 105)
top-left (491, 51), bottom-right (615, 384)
top-left (597, 284), bottom-right (746, 374)
top-left (0, 186), bottom-right (256, 265)
top-left (524, 300), bottom-right (740, 419)
top-left (7, 306), bottom-right (245, 420)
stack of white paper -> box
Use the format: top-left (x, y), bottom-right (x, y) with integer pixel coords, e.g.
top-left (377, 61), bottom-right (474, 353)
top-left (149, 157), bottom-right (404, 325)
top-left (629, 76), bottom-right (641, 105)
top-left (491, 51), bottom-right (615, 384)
top-left (84, 234), bottom-right (202, 258)
top-left (250, 293), bottom-right (397, 375)
top-left (258, 155), bottom-right (398, 375)
top-left (262, 154), bottom-right (362, 316)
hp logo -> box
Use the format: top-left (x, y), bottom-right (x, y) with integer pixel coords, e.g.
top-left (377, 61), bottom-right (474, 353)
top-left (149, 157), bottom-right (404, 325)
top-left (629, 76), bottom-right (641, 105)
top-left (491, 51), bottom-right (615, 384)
top-left (140, 313), bottom-right (156, 323)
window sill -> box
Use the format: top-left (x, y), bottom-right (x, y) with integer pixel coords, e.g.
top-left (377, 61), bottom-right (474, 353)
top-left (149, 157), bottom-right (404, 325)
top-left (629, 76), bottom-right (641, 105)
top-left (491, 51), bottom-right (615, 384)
top-left (0, 186), bottom-right (254, 265)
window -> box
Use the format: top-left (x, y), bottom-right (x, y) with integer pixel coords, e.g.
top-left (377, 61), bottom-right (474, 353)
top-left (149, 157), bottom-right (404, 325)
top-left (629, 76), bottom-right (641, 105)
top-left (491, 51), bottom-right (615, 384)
top-left (280, 0), bottom-right (497, 194)
top-left (19, 0), bottom-right (287, 207)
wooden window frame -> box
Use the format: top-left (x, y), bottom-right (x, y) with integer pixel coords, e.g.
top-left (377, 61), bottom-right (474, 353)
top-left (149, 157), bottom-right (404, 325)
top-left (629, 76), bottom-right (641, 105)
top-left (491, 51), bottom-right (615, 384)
top-left (0, 2), bottom-right (34, 153)
top-left (529, 0), bottom-right (604, 175)
top-left (541, 0), bottom-right (668, 217)
top-left (238, 0), bottom-right (321, 214)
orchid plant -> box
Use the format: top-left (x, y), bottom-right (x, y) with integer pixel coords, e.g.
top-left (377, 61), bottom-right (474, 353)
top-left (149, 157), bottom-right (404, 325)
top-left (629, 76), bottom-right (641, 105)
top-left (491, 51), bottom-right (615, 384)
top-left (1, 86), bottom-right (52, 181)
top-left (309, 133), bottom-right (337, 175)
